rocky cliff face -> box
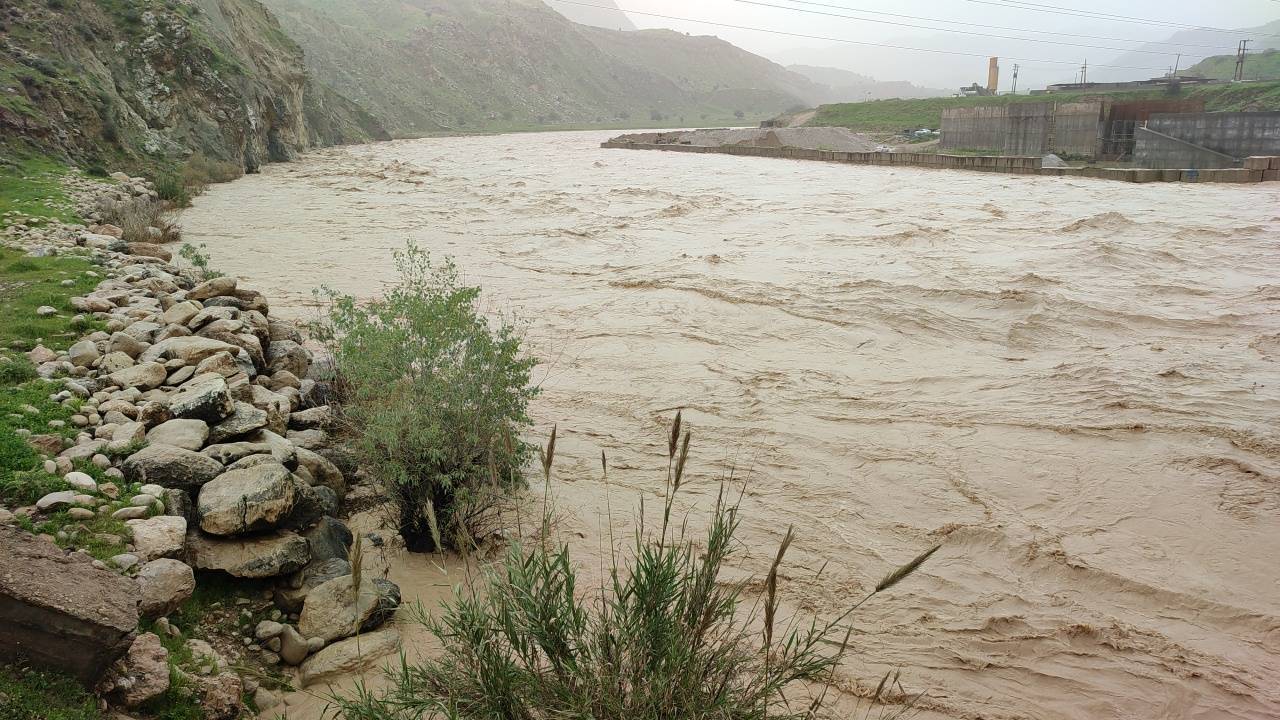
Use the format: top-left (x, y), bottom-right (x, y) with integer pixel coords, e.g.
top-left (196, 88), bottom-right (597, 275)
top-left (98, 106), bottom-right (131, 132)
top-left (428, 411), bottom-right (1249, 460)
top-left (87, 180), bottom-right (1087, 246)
top-left (0, 0), bottom-right (386, 171)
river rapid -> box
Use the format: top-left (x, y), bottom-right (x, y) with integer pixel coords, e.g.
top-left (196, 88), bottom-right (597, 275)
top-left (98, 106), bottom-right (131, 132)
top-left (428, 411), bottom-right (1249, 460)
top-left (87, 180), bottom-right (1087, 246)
top-left (182, 131), bottom-right (1280, 720)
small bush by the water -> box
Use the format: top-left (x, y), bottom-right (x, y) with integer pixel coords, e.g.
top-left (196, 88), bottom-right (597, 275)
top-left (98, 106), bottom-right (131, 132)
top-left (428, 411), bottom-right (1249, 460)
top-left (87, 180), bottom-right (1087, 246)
top-left (328, 419), bottom-right (937, 720)
top-left (100, 197), bottom-right (181, 244)
top-left (312, 243), bottom-right (538, 551)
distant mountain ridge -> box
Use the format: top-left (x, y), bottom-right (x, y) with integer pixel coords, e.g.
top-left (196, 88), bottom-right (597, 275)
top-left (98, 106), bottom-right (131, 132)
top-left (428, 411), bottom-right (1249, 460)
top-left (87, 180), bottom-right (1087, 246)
top-left (550, 0), bottom-right (636, 31)
top-left (788, 65), bottom-right (949, 102)
top-left (257, 0), bottom-right (830, 135)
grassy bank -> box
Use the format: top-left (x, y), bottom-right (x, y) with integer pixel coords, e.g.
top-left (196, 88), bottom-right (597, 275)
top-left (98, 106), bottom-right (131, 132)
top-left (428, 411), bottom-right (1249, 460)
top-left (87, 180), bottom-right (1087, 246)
top-left (809, 80), bottom-right (1280, 132)
top-left (0, 155), bottom-right (83, 229)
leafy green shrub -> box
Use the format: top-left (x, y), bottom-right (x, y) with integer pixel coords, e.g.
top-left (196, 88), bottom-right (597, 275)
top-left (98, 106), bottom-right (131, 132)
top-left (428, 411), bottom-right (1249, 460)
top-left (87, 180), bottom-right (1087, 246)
top-left (0, 469), bottom-right (65, 507)
top-left (153, 173), bottom-right (191, 207)
top-left (329, 421), bottom-right (937, 719)
top-left (312, 243), bottom-right (537, 551)
top-left (178, 243), bottom-right (223, 280)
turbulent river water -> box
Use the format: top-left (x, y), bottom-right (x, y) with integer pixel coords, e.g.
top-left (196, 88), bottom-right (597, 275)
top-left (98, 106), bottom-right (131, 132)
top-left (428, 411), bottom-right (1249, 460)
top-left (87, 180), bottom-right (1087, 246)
top-left (182, 130), bottom-right (1280, 720)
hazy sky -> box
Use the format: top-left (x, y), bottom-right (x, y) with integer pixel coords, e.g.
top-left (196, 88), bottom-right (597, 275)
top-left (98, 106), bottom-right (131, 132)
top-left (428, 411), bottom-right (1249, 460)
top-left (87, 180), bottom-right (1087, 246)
top-left (600, 0), bottom-right (1280, 89)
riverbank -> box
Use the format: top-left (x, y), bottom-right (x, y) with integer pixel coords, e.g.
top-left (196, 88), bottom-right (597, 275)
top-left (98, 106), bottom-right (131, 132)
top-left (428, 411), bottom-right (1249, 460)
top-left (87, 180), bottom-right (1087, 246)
top-left (603, 128), bottom-right (1280, 183)
top-left (0, 165), bottom-right (416, 719)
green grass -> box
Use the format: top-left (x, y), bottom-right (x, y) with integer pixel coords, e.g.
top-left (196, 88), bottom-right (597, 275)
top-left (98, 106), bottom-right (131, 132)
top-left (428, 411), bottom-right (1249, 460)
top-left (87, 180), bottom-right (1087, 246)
top-left (1187, 50), bottom-right (1280, 82)
top-left (0, 247), bottom-right (105, 354)
top-left (810, 80), bottom-right (1280, 132)
top-left (0, 664), bottom-right (100, 720)
top-left (0, 155), bottom-right (81, 228)
top-left (0, 382), bottom-right (81, 504)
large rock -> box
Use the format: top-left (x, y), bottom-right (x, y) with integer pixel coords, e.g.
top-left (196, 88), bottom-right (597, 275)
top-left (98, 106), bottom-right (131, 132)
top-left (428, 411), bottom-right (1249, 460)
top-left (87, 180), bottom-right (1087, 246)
top-left (302, 517), bottom-right (353, 564)
top-left (67, 340), bottom-right (100, 368)
top-left (125, 516), bottom-right (187, 561)
top-left (0, 525), bottom-right (137, 683)
top-left (168, 373), bottom-right (234, 423)
top-left (146, 419), bottom-right (209, 452)
top-left (108, 332), bottom-right (148, 359)
top-left (187, 530), bottom-right (310, 578)
top-left (187, 277), bottom-right (237, 302)
top-left (300, 629), bottom-right (400, 687)
top-left (108, 362), bottom-right (168, 391)
top-left (207, 402), bottom-right (268, 444)
top-left (298, 575), bottom-right (402, 643)
top-left (161, 301), bottom-right (201, 326)
top-left (295, 447), bottom-right (345, 496)
top-left (196, 672), bottom-right (245, 720)
top-left (139, 336), bottom-right (241, 366)
top-left (267, 340), bottom-right (311, 378)
top-left (136, 559), bottom-right (195, 617)
top-left (274, 557), bottom-right (351, 613)
top-left (278, 624), bottom-right (309, 666)
top-left (197, 464), bottom-right (297, 536)
top-left (123, 445), bottom-right (224, 490)
top-left (98, 632), bottom-right (169, 707)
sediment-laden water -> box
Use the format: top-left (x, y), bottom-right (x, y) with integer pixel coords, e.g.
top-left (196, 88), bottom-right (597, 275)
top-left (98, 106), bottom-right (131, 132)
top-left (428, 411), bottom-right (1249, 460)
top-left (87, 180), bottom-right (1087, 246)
top-left (183, 131), bottom-right (1280, 720)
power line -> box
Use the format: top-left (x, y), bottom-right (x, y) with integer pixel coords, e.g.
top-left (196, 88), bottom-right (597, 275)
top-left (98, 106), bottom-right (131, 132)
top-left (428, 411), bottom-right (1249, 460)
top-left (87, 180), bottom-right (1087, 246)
top-left (763, 0), bottom-right (1244, 50)
top-left (734, 0), bottom-right (1234, 57)
top-left (963, 0), bottom-right (1280, 37)
top-left (544, 0), bottom-right (1195, 71)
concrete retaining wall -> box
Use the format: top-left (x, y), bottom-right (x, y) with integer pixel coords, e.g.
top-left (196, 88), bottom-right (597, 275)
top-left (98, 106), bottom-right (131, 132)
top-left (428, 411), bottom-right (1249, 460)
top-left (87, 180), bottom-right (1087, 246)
top-left (1147, 112), bottom-right (1280, 158)
top-left (601, 140), bottom-right (1280, 184)
top-left (941, 102), bottom-right (1102, 157)
top-left (1133, 127), bottom-right (1240, 169)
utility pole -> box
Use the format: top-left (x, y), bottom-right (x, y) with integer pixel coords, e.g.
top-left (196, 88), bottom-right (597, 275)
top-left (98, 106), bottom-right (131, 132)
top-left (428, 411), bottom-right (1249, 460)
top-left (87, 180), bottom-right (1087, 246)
top-left (1172, 54), bottom-right (1181, 77)
top-left (1012, 63), bottom-right (1020, 94)
top-left (1235, 40), bottom-right (1250, 82)
top-left (1081, 59), bottom-right (1088, 85)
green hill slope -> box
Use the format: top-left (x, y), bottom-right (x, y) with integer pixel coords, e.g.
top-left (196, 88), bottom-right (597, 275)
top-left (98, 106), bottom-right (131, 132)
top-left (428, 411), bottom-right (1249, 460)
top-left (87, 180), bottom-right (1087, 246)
top-left (0, 0), bottom-right (386, 173)
top-left (258, 0), bottom-right (825, 135)
top-left (804, 81), bottom-right (1280, 132)
top-left (1186, 50), bottom-right (1280, 82)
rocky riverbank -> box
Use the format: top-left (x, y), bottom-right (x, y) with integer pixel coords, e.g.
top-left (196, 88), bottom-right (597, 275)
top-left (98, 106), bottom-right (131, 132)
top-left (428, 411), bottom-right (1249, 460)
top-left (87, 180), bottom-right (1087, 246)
top-left (0, 173), bottom-right (403, 719)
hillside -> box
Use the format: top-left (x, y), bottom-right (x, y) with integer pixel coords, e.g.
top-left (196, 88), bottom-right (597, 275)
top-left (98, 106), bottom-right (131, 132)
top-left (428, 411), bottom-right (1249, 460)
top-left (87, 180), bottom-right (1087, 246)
top-left (788, 65), bottom-right (948, 102)
top-left (1186, 50), bottom-right (1280, 82)
top-left (0, 0), bottom-right (387, 174)
top-left (800, 81), bottom-right (1280, 132)
top-left (257, 0), bottom-right (824, 135)
top-left (550, 0), bottom-right (636, 31)
top-left (1091, 20), bottom-right (1280, 83)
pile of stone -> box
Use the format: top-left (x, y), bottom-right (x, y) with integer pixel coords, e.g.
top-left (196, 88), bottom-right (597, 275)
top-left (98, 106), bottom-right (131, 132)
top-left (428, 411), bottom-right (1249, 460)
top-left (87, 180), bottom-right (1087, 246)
top-left (0, 199), bottom-right (402, 715)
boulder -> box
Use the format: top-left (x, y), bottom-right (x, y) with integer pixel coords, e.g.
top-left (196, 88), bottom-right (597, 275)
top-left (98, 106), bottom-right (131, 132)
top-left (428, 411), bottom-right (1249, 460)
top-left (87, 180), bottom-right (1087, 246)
top-left (139, 336), bottom-right (240, 366)
top-left (122, 445), bottom-right (224, 490)
top-left (97, 632), bottom-right (169, 707)
top-left (146, 419), bottom-right (209, 452)
top-left (203, 442), bottom-right (274, 466)
top-left (197, 464), bottom-right (297, 536)
top-left (295, 447), bottom-right (345, 496)
top-left (267, 341), bottom-right (311, 378)
top-left (289, 406), bottom-right (333, 431)
top-left (187, 530), bottom-right (310, 578)
top-left (136, 559), bottom-right (195, 617)
top-left (195, 672), bottom-right (245, 720)
top-left (187, 277), bottom-right (237, 302)
top-left (67, 340), bottom-right (100, 368)
top-left (278, 624), bottom-right (309, 665)
top-left (287, 484), bottom-right (337, 529)
top-left (274, 557), bottom-right (351, 614)
top-left (36, 490), bottom-right (77, 512)
top-left (207, 402), bottom-right (268, 444)
top-left (161, 301), bottom-right (201, 327)
top-left (243, 429), bottom-right (297, 468)
top-left (108, 332), bottom-right (148, 359)
top-left (246, 385), bottom-right (290, 434)
top-left (267, 318), bottom-right (303, 344)
top-left (302, 516), bottom-right (353, 564)
top-left (298, 575), bottom-right (402, 643)
top-left (128, 243), bottom-right (172, 262)
top-left (299, 629), bottom-right (400, 687)
top-left (168, 373), bottom-right (234, 423)
top-left (99, 351), bottom-right (136, 374)
top-left (0, 525), bottom-right (138, 683)
top-left (125, 516), bottom-right (186, 561)
top-left (63, 471), bottom-right (98, 493)
top-left (108, 362), bottom-right (168, 391)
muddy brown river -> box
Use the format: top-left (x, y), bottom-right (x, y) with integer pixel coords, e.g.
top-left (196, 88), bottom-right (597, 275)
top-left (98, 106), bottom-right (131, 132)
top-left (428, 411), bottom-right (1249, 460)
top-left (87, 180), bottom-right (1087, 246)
top-left (183, 131), bottom-right (1280, 720)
